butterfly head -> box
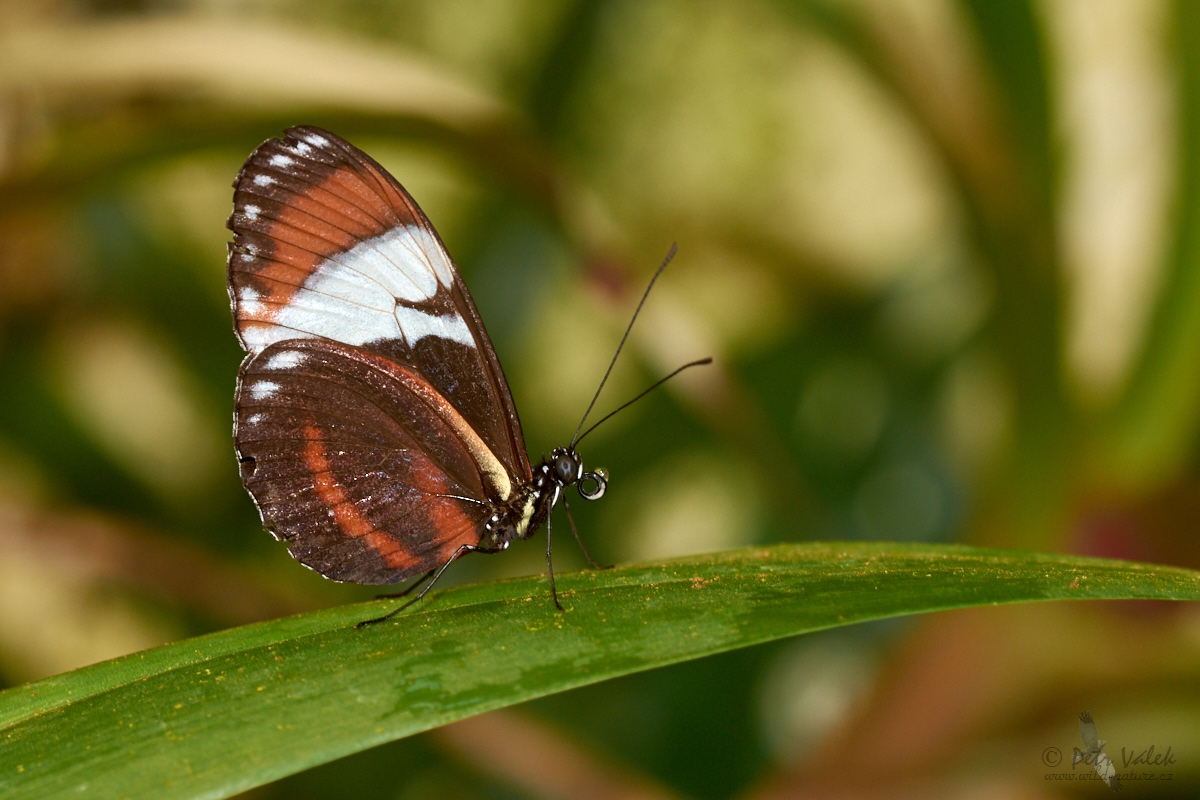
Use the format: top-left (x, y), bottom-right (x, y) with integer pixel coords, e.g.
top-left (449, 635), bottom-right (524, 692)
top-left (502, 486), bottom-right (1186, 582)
top-left (548, 446), bottom-right (607, 500)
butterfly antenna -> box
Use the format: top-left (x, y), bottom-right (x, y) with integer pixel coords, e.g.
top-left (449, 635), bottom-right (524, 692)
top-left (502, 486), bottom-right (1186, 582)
top-left (570, 243), bottom-right (678, 448)
top-left (573, 357), bottom-right (712, 447)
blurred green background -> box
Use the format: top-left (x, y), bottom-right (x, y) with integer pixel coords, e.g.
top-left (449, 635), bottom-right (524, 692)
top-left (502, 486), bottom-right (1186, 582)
top-left (3, 0), bottom-right (1200, 797)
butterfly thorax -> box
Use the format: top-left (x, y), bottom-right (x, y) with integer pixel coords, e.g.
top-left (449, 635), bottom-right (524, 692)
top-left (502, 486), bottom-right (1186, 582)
top-left (479, 447), bottom-right (606, 550)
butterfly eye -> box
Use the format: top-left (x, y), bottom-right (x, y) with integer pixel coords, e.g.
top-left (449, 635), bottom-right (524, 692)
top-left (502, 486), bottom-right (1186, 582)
top-left (554, 452), bottom-right (581, 484)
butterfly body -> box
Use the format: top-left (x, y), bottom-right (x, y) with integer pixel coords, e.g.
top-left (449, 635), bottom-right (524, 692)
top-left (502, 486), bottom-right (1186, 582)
top-left (481, 448), bottom-right (606, 548)
top-left (227, 126), bottom-right (608, 600)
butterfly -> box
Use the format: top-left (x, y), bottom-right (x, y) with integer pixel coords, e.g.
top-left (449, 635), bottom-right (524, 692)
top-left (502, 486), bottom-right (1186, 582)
top-left (226, 126), bottom-right (704, 622)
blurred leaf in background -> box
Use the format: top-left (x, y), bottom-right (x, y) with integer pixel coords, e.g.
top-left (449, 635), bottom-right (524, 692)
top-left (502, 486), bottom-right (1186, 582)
top-left (1, 0), bottom-right (1199, 796)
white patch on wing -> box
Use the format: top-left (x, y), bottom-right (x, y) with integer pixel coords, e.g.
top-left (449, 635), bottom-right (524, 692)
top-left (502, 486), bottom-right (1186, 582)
top-left (253, 174), bottom-right (275, 187)
top-left (294, 141), bottom-right (312, 155)
top-left (244, 205), bottom-right (260, 221)
top-left (237, 225), bottom-right (471, 354)
top-left (242, 298), bottom-right (471, 353)
top-left (394, 306), bottom-right (475, 347)
top-left (272, 289), bottom-right (401, 347)
top-left (250, 381), bottom-right (280, 400)
top-left (245, 413), bottom-right (265, 426)
top-left (304, 132), bottom-right (330, 148)
top-left (240, 323), bottom-right (304, 352)
top-left (269, 154), bottom-right (293, 168)
top-left (402, 223), bottom-right (455, 287)
top-left (238, 285), bottom-right (263, 316)
top-left (327, 262), bottom-right (402, 306)
top-left (263, 350), bottom-right (305, 371)
top-left (326, 226), bottom-right (447, 302)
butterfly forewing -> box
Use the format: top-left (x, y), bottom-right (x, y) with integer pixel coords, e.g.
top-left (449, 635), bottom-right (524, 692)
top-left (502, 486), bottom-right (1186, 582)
top-left (228, 127), bottom-right (530, 583)
top-left (227, 126), bottom-right (529, 482)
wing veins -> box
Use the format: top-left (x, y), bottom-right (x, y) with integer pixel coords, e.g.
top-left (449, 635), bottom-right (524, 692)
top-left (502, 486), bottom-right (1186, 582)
top-left (239, 354), bottom-right (503, 492)
top-left (232, 252), bottom-right (410, 309)
top-left (240, 162), bottom-right (394, 231)
top-left (236, 283), bottom-right (396, 315)
top-left (235, 207), bottom-right (445, 303)
top-left (237, 188), bottom-right (384, 250)
top-left (238, 164), bottom-right (389, 226)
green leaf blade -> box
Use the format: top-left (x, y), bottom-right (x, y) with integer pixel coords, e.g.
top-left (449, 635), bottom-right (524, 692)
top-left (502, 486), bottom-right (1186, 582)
top-left (2, 542), bottom-right (1198, 800)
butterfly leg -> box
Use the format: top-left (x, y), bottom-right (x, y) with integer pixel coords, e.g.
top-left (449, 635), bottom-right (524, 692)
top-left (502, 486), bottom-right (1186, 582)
top-left (562, 497), bottom-right (611, 570)
top-left (355, 543), bottom-right (501, 629)
top-left (546, 513), bottom-right (565, 612)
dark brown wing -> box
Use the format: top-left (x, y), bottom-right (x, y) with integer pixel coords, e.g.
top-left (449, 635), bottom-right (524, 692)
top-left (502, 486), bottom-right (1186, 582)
top-left (235, 338), bottom-right (510, 584)
top-left (227, 126), bottom-right (530, 485)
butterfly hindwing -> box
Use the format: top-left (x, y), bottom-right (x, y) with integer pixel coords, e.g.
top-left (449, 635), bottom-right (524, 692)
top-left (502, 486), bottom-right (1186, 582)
top-left (227, 126), bottom-right (529, 485)
top-left (235, 338), bottom-right (500, 584)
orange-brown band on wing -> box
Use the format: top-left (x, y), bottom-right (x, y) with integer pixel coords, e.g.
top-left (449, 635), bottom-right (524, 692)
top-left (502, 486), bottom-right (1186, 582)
top-left (405, 446), bottom-right (483, 558)
top-left (229, 237), bottom-right (318, 313)
top-left (302, 423), bottom-right (418, 572)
